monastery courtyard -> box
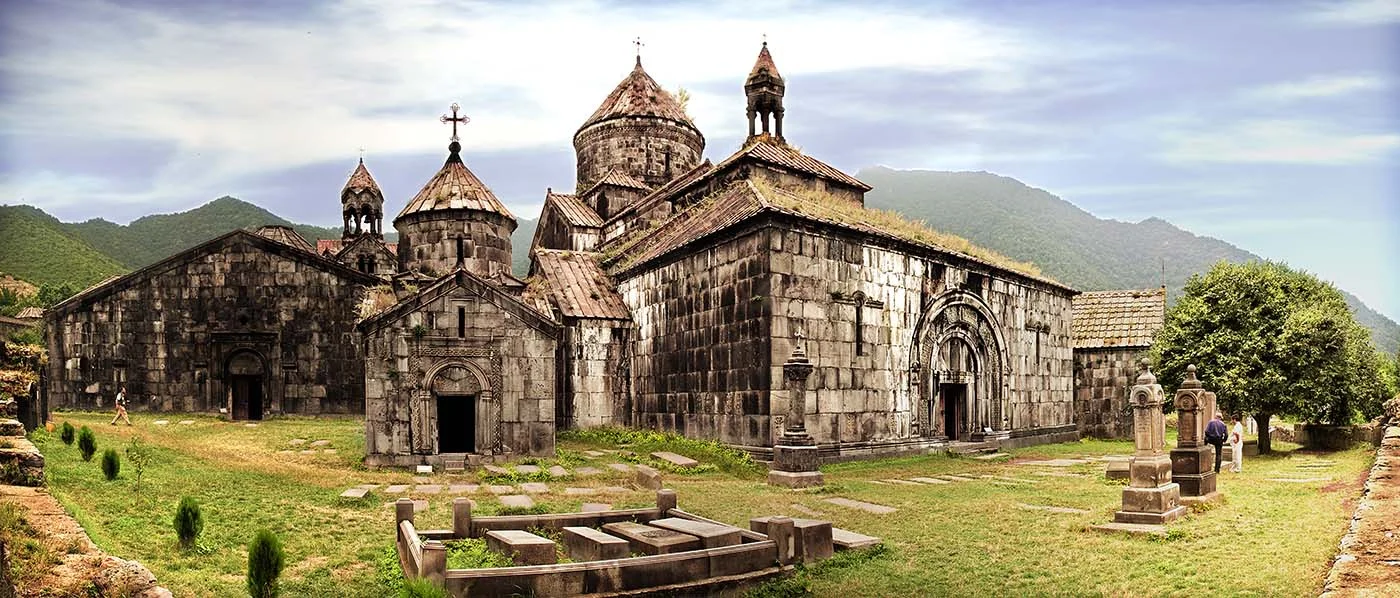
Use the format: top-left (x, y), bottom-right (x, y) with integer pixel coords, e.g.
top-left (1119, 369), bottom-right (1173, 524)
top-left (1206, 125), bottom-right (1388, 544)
top-left (23, 410), bottom-right (1373, 597)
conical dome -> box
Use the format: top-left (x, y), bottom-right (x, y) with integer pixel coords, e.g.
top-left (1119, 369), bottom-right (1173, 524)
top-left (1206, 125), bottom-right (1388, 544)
top-left (342, 160), bottom-right (383, 203)
top-left (577, 57), bottom-right (698, 133)
top-left (747, 42), bottom-right (783, 85)
top-left (394, 141), bottom-right (516, 281)
top-left (396, 142), bottom-right (514, 221)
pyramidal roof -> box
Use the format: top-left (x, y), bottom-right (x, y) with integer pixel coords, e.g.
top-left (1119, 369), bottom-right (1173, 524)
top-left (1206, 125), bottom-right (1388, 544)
top-left (342, 159), bottom-right (382, 198)
top-left (578, 57), bottom-right (696, 133)
top-left (396, 143), bottom-right (514, 221)
top-left (747, 42), bottom-right (783, 83)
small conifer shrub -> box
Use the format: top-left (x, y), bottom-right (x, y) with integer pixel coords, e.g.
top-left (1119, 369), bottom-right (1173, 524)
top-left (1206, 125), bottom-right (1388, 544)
top-left (77, 426), bottom-right (97, 461)
top-left (60, 421), bottom-right (75, 445)
top-left (247, 529), bottom-right (285, 598)
top-left (174, 496), bottom-right (203, 548)
top-left (100, 448), bottom-right (120, 480)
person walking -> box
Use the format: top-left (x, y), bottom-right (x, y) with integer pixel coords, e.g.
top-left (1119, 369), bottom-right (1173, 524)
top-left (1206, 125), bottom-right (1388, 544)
top-left (1229, 414), bottom-right (1244, 473)
top-left (1205, 413), bottom-right (1228, 473)
top-left (110, 386), bottom-right (132, 426)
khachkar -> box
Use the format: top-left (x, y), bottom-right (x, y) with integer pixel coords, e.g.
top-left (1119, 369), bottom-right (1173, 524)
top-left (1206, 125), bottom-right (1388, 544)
top-left (1109, 361), bottom-right (1186, 525)
top-left (1171, 365), bottom-right (1220, 503)
top-left (768, 341), bottom-right (824, 488)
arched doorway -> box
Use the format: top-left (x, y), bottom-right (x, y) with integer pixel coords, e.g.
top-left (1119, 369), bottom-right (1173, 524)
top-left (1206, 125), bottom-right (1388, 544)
top-left (913, 292), bottom-right (1009, 441)
top-left (430, 364), bottom-right (482, 454)
top-left (226, 350), bottom-right (266, 421)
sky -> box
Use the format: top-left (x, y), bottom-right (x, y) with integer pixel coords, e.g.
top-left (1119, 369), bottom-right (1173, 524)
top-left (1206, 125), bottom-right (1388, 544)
top-left (1, 0), bottom-right (1397, 320)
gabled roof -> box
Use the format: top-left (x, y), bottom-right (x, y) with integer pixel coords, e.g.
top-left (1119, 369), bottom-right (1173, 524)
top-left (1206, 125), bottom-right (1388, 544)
top-left (357, 267), bottom-right (560, 338)
top-left (719, 138), bottom-right (871, 192)
top-left (530, 250), bottom-right (631, 320)
top-left (254, 225), bottom-right (317, 254)
top-left (1072, 288), bottom-right (1166, 349)
top-left (604, 159), bottom-right (714, 225)
top-left (342, 160), bottom-right (383, 201)
top-left (15, 307), bottom-right (44, 320)
top-left (577, 58), bottom-right (698, 134)
top-left (335, 234), bottom-right (398, 261)
top-left (587, 169), bottom-right (650, 194)
top-left (547, 192), bottom-right (604, 228)
top-left (317, 238), bottom-right (398, 256)
top-left (48, 229), bottom-right (381, 318)
top-left (603, 179), bottom-right (1069, 290)
top-left (396, 144), bottom-right (514, 222)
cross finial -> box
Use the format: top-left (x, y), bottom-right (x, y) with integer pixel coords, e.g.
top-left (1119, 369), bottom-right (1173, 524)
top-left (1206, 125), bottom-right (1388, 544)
top-left (358, 146), bottom-right (365, 164)
top-left (439, 102), bottom-right (470, 142)
top-left (634, 36), bottom-right (644, 56)
top-left (762, 32), bottom-right (767, 46)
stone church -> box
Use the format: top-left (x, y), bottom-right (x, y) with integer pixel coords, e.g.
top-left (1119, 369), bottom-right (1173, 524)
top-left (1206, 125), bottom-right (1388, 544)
top-left (47, 42), bottom-right (1111, 466)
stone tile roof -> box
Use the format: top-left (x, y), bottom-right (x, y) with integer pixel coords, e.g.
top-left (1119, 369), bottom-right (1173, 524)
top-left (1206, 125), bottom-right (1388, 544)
top-left (748, 42), bottom-right (783, 82)
top-left (531, 250), bottom-right (631, 320)
top-left (316, 239), bottom-right (397, 256)
top-left (578, 58), bottom-right (697, 133)
top-left (342, 160), bottom-right (382, 198)
top-left (1071, 288), bottom-right (1166, 349)
top-left (605, 159), bottom-right (714, 224)
top-left (604, 179), bottom-right (1069, 290)
top-left (396, 148), bottom-right (514, 221)
top-left (547, 192), bottom-right (604, 228)
top-left (719, 138), bottom-right (871, 191)
top-left (588, 169), bottom-right (651, 193)
top-left (254, 225), bottom-right (317, 254)
top-left (14, 307), bottom-right (44, 320)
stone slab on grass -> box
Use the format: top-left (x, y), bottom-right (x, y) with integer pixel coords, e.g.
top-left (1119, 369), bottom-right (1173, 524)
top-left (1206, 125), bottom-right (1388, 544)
top-left (310, 440), bottom-right (331, 448)
top-left (972, 453), bottom-right (1010, 460)
top-left (178, 420), bottom-right (195, 425)
top-left (415, 485), bottom-right (442, 494)
top-left (580, 503), bottom-right (613, 512)
top-left (499, 495), bottom-right (536, 509)
top-left (384, 485), bottom-right (409, 494)
top-left (1092, 522), bottom-right (1167, 537)
top-left (322, 449), bottom-right (337, 454)
top-left (574, 467), bottom-right (603, 476)
top-left (357, 484), bottom-right (380, 491)
top-left (823, 497), bottom-right (896, 514)
top-left (153, 420), bottom-right (169, 426)
top-left (994, 476), bottom-right (1040, 484)
top-left (562, 526), bottom-right (630, 562)
top-left (483, 465), bottom-right (511, 475)
top-left (518, 482), bottom-right (550, 494)
top-left (791, 503), bottom-right (824, 517)
top-left (831, 527), bottom-right (882, 549)
top-left (564, 487), bottom-right (597, 496)
top-left (299, 450), bottom-right (316, 455)
top-left (607, 463), bottom-right (633, 473)
top-left (448, 484), bottom-right (479, 494)
top-left (1017, 503), bottom-right (1090, 515)
top-left (599, 486), bottom-right (630, 494)
top-left (485, 530), bottom-right (556, 565)
top-left (649, 517), bottom-right (742, 548)
top-left (910, 477), bottom-right (950, 485)
top-left (601, 522), bottom-right (702, 555)
top-left (583, 450), bottom-right (606, 458)
top-left (412, 476), bottom-right (431, 484)
top-left (289, 438), bottom-right (306, 445)
top-left (547, 466), bottom-right (569, 478)
top-left (339, 488), bottom-right (368, 499)
top-left (650, 451), bottom-right (700, 468)
top-left (488, 485), bottom-right (515, 495)
top-left (882, 479), bottom-right (923, 486)
top-left (1016, 459), bottom-right (1089, 467)
top-left (514, 465), bottom-right (541, 474)
top-left (941, 475), bottom-right (976, 482)
top-left (1267, 477), bottom-right (1331, 483)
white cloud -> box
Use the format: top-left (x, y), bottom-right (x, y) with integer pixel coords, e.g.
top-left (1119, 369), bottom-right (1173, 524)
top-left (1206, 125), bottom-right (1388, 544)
top-left (1241, 74), bottom-right (1387, 102)
top-left (1157, 119), bottom-right (1400, 165)
top-left (1303, 0), bottom-right (1400, 25)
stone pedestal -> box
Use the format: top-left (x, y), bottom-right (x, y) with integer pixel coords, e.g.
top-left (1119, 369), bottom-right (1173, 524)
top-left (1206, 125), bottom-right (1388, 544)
top-left (769, 342), bottom-right (824, 488)
top-left (1170, 365), bottom-right (1218, 502)
top-left (1104, 364), bottom-right (1186, 528)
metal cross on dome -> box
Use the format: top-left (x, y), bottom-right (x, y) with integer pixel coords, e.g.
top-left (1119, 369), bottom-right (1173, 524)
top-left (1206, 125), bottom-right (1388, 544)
top-left (634, 36), bottom-right (644, 56)
top-left (440, 103), bottom-right (470, 142)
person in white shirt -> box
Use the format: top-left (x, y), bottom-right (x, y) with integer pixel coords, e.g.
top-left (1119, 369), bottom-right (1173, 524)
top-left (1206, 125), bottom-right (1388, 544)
top-left (110, 386), bottom-right (132, 426)
top-left (1229, 414), bottom-right (1244, 473)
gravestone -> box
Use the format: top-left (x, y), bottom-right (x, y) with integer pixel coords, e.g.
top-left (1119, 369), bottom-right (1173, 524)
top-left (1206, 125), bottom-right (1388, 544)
top-left (561, 526), bottom-right (629, 561)
top-left (649, 517), bottom-right (742, 548)
top-left (600, 522), bottom-right (701, 555)
top-left (769, 342), bottom-right (825, 488)
top-left (1101, 362), bottom-right (1186, 528)
top-left (1170, 365), bottom-right (1220, 503)
top-left (485, 530), bottom-right (557, 565)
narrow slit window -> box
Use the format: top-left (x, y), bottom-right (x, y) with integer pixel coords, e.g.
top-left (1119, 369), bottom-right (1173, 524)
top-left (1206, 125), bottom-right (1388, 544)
top-left (456, 237), bottom-right (464, 263)
top-left (457, 306), bottom-right (466, 338)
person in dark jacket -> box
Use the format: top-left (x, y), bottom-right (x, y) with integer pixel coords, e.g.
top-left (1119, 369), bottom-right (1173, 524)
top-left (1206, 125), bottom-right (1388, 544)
top-left (1204, 413), bottom-right (1228, 473)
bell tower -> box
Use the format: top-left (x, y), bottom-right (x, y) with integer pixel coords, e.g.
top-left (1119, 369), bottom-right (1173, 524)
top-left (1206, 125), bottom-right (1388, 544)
top-left (745, 41), bottom-right (786, 141)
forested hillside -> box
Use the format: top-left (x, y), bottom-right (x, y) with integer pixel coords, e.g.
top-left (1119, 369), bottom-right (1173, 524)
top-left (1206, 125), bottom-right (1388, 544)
top-left (0, 205), bottom-right (127, 287)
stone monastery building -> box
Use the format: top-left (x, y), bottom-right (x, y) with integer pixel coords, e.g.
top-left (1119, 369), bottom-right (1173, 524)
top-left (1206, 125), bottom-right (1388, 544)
top-left (46, 43), bottom-right (1124, 466)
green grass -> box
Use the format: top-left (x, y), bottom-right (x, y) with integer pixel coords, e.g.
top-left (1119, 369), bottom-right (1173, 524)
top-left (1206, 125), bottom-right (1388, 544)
top-left (34, 412), bottom-right (1371, 597)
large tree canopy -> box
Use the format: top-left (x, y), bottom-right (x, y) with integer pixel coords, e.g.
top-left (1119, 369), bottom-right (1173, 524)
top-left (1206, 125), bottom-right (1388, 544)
top-left (1151, 260), bottom-right (1387, 453)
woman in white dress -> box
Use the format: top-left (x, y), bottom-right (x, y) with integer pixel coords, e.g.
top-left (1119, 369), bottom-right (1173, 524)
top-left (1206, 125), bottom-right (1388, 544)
top-left (1229, 415), bottom-right (1244, 473)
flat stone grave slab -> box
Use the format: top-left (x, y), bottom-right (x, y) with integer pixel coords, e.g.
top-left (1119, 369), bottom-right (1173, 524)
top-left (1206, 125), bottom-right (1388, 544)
top-left (870, 480), bottom-right (890, 485)
top-left (415, 485), bottom-right (442, 494)
top-left (562, 526), bottom-right (630, 561)
top-left (940, 475), bottom-right (976, 482)
top-left (339, 488), bottom-right (368, 499)
top-left (972, 453), bottom-right (1010, 460)
top-left (791, 503), bottom-right (824, 517)
top-left (881, 479), bottom-right (923, 486)
top-left (994, 476), bottom-right (1040, 484)
top-left (651, 451), bottom-right (700, 468)
top-left (607, 463), bottom-right (633, 473)
top-left (514, 465), bottom-right (541, 474)
top-left (599, 486), bottom-right (630, 494)
top-left (448, 484), bottom-right (479, 494)
top-left (412, 476), bottom-right (431, 484)
top-left (910, 477), bottom-right (950, 485)
top-left (823, 497), bottom-right (896, 514)
top-left (580, 503), bottom-right (613, 512)
top-left (499, 495), bottom-right (536, 509)
top-left (547, 466), bottom-right (569, 478)
top-left (1016, 459), bottom-right (1089, 467)
top-left (519, 482), bottom-right (550, 494)
top-left (178, 420), bottom-right (194, 425)
top-left (488, 485), bottom-right (515, 495)
top-left (649, 517), bottom-right (742, 548)
top-left (1016, 503), bottom-right (1089, 515)
top-left (310, 440), bottom-right (331, 447)
top-left (275, 450), bottom-right (292, 455)
top-left (831, 527), bottom-right (881, 549)
top-left (322, 449), bottom-right (337, 454)
top-left (1031, 471), bottom-right (1085, 478)
top-left (244, 423), bottom-right (258, 427)
top-left (1266, 477), bottom-right (1331, 483)
top-left (583, 450), bottom-right (606, 458)
top-left (289, 438), bottom-right (306, 445)
top-left (299, 450), bottom-right (316, 455)
top-left (575, 467), bottom-right (603, 476)
top-left (153, 420), bottom-right (169, 426)
top-left (357, 484), bottom-right (380, 491)
top-left (384, 484), bottom-right (409, 494)
top-left (483, 465), bottom-right (510, 475)
top-left (564, 487), bottom-right (596, 496)
top-left (601, 521), bottom-right (702, 555)
top-left (486, 530), bottom-right (557, 565)
top-left (1092, 522), bottom-right (1167, 536)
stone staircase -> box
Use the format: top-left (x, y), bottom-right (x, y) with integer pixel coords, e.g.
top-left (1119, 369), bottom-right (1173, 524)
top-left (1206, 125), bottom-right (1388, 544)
top-left (0, 398), bottom-right (43, 486)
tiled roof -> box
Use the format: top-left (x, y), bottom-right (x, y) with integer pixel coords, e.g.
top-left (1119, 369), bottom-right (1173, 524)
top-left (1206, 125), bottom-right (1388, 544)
top-left (316, 239), bottom-right (398, 256)
top-left (605, 159), bottom-right (714, 224)
top-left (254, 225), bottom-right (317, 254)
top-left (396, 147), bottom-right (514, 221)
top-left (1072, 288), bottom-right (1166, 349)
top-left (531, 250), bottom-right (631, 320)
top-left (547, 192), bottom-right (604, 228)
top-left (578, 58), bottom-right (697, 133)
top-left (720, 138), bottom-right (871, 191)
top-left (747, 42), bottom-right (783, 82)
top-left (342, 160), bottom-right (382, 199)
top-left (15, 307), bottom-right (44, 320)
top-left (589, 169), bottom-right (650, 193)
top-left (605, 181), bottom-right (767, 274)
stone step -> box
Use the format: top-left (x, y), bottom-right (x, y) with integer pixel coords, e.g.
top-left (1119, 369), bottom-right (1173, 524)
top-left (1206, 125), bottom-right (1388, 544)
top-left (830, 527), bottom-right (881, 550)
top-left (547, 465), bottom-right (569, 478)
top-left (339, 488), bottom-right (368, 499)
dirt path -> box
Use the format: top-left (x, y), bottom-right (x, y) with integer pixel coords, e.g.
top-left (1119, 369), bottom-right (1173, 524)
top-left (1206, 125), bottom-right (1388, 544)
top-left (1320, 425), bottom-right (1400, 596)
top-left (0, 485), bottom-right (170, 597)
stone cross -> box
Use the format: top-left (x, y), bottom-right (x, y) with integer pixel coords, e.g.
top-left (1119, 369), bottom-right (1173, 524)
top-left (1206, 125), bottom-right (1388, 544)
top-left (439, 103), bottom-right (470, 142)
top-left (1129, 360), bottom-right (1167, 457)
top-left (781, 336), bottom-right (814, 443)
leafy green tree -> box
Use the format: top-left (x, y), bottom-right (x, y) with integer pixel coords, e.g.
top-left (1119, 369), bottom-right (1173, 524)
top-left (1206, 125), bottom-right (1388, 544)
top-left (1151, 260), bottom-right (1386, 453)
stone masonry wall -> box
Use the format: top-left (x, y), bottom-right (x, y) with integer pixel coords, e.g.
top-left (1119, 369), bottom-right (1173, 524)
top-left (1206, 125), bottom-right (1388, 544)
top-left (338, 239), bottom-right (397, 278)
top-left (363, 282), bottom-right (557, 460)
top-left (575, 118), bottom-right (703, 193)
top-left (615, 227), bottom-right (772, 448)
top-left (560, 320), bottom-right (630, 429)
top-left (396, 211), bottom-right (514, 280)
top-left (1073, 346), bottom-right (1144, 439)
top-left (535, 204), bottom-right (600, 253)
top-left (45, 234), bottom-right (369, 416)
